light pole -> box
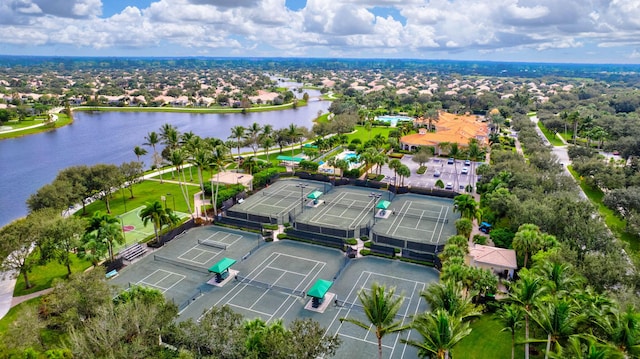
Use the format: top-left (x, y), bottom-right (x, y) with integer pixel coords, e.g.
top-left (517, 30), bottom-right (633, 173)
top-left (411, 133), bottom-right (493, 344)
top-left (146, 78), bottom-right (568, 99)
top-left (296, 183), bottom-right (308, 212)
top-left (121, 187), bottom-right (127, 212)
top-left (161, 195), bottom-right (167, 209)
top-left (369, 193), bottom-right (382, 223)
top-left (167, 193), bottom-right (175, 211)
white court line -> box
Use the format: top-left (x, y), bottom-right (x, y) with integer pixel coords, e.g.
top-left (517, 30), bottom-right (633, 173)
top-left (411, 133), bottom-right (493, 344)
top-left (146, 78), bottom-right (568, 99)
top-left (227, 302), bottom-right (274, 318)
top-left (326, 271), bottom-right (373, 342)
top-left (388, 201), bottom-right (411, 236)
top-left (428, 205), bottom-right (445, 243)
top-left (338, 332), bottom-right (395, 349)
top-left (138, 270), bottom-right (186, 293)
top-left (433, 206), bottom-right (450, 245)
top-left (180, 245), bottom-right (220, 264)
top-left (400, 282), bottom-right (427, 359)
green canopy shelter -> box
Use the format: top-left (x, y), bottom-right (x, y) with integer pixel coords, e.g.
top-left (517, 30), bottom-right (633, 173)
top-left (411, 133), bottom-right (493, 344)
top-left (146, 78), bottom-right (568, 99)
top-left (307, 279), bottom-right (333, 308)
top-left (307, 190), bottom-right (323, 204)
top-left (209, 257), bottom-right (237, 283)
top-left (376, 200), bottom-right (391, 210)
top-left (276, 155), bottom-right (303, 163)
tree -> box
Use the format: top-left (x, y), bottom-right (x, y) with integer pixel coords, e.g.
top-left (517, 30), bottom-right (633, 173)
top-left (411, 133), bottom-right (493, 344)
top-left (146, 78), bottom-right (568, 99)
top-left (340, 283), bottom-right (408, 359)
top-left (261, 136), bottom-right (276, 163)
top-left (27, 178), bottom-right (75, 212)
top-left (286, 123), bottom-right (303, 156)
top-left (596, 305), bottom-right (640, 358)
top-left (144, 131), bottom-right (161, 173)
top-left (531, 299), bottom-right (584, 359)
top-left (119, 161), bottom-right (144, 199)
top-left (245, 122), bottom-right (262, 158)
top-left (388, 159), bottom-right (402, 187)
top-left (140, 201), bottom-right (179, 244)
top-left (89, 164), bottom-right (122, 214)
top-left (497, 304), bottom-right (524, 359)
top-left (190, 146), bottom-right (214, 219)
top-left (509, 272), bottom-right (544, 359)
top-left (211, 143), bottom-right (230, 217)
top-left (512, 223), bottom-right (544, 268)
top-left (455, 218), bottom-right (473, 239)
top-left (85, 211), bottom-right (124, 262)
top-left (403, 309), bottom-right (472, 359)
top-left (453, 194), bottom-right (481, 222)
top-left (42, 215), bottom-right (86, 276)
top-left (229, 125), bottom-right (246, 171)
top-left (422, 280), bottom-right (481, 321)
top-left (397, 164), bottom-right (411, 186)
top-left (412, 147), bottom-right (432, 167)
top-left (0, 216), bottom-right (42, 289)
top-left (133, 145), bottom-right (148, 165)
top-left (549, 335), bottom-right (624, 359)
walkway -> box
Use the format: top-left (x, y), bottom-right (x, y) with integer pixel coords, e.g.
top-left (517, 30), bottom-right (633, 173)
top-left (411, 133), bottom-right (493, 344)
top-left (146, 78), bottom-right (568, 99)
top-left (0, 107), bottom-right (62, 134)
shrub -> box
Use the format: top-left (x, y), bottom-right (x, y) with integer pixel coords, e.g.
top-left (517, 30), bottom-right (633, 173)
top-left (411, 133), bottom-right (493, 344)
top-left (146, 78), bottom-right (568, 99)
top-left (347, 143), bottom-right (358, 151)
top-left (344, 238), bottom-right (357, 245)
top-left (417, 166), bottom-right (427, 174)
top-left (473, 234), bottom-right (488, 245)
top-left (283, 222), bottom-right (291, 227)
top-left (350, 138), bottom-right (362, 145)
top-left (360, 235), bottom-right (369, 241)
top-left (204, 183), bottom-right (244, 207)
top-left (394, 247), bottom-right (401, 254)
top-left (490, 228), bottom-right (515, 248)
top-left (388, 153), bottom-right (404, 159)
top-left (277, 233), bottom-right (287, 239)
top-left (360, 249), bottom-right (371, 256)
top-left (262, 224), bottom-right (279, 230)
top-left (299, 160), bottom-right (319, 171)
top-left (364, 241), bottom-right (372, 248)
top-left (344, 168), bottom-right (361, 178)
top-left (253, 168), bottom-right (280, 188)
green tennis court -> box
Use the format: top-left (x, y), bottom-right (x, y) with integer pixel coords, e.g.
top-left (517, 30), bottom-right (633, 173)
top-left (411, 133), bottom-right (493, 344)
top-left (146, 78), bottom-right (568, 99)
top-left (115, 206), bottom-right (191, 250)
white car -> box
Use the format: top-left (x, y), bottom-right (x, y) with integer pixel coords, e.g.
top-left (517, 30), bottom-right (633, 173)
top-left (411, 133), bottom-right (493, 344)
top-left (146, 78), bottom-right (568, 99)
top-left (445, 182), bottom-right (453, 190)
top-left (461, 167), bottom-right (469, 175)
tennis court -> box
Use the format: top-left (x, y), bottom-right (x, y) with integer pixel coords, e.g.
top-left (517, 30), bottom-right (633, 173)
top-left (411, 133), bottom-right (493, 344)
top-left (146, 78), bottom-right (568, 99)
top-left (226, 179), bottom-right (331, 224)
top-left (293, 186), bottom-right (391, 236)
top-left (116, 205), bottom-right (191, 249)
top-left (372, 194), bottom-right (457, 249)
top-left (110, 226), bottom-right (262, 310)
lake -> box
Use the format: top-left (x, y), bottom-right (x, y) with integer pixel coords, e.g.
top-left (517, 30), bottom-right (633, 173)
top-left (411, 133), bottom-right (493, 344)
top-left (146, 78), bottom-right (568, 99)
top-left (0, 100), bottom-right (330, 227)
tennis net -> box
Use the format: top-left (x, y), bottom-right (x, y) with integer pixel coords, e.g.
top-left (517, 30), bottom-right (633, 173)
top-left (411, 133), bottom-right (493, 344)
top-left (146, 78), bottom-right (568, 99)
top-left (236, 275), bottom-right (305, 297)
top-left (197, 239), bottom-right (227, 250)
top-left (262, 191), bottom-right (299, 199)
top-left (324, 200), bottom-right (375, 211)
top-left (397, 212), bottom-right (448, 224)
top-left (154, 255), bottom-right (210, 274)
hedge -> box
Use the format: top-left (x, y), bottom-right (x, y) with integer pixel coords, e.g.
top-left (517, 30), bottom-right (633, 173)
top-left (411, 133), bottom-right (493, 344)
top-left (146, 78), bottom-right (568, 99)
top-left (417, 166), bottom-right (427, 174)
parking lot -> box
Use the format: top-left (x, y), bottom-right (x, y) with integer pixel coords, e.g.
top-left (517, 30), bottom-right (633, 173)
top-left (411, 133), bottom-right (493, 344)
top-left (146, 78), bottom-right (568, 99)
top-left (380, 155), bottom-right (481, 192)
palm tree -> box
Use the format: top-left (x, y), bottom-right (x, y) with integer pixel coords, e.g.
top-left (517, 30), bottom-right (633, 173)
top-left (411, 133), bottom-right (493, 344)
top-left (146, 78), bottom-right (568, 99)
top-left (388, 159), bottom-right (402, 187)
top-left (596, 305), bottom-right (640, 357)
top-left (397, 164), bottom-right (410, 186)
top-left (190, 147), bottom-right (213, 219)
top-left (549, 335), bottom-right (624, 359)
top-left (422, 280), bottom-right (481, 321)
top-left (260, 136), bottom-right (276, 163)
top-left (455, 218), bottom-right (473, 239)
top-left (509, 272), bottom-right (544, 359)
top-left (144, 131), bottom-right (161, 178)
top-left (533, 261), bottom-right (583, 297)
top-left (229, 125), bottom-right (245, 172)
top-left (85, 211), bottom-right (124, 262)
top-left (512, 223), bottom-right (544, 268)
top-left (361, 148), bottom-right (379, 176)
top-left (286, 123), bottom-right (302, 156)
top-left (438, 142), bottom-right (451, 156)
top-left (159, 123), bottom-right (180, 152)
top-left (168, 148), bottom-right (193, 215)
top-left (531, 299), bottom-right (584, 359)
top-left (340, 283), bottom-right (408, 359)
top-left (211, 143), bottom-right (230, 217)
top-left (133, 146), bottom-right (147, 165)
top-left (245, 122), bottom-right (262, 158)
top-left (403, 309), bottom-right (472, 359)
top-left (497, 304), bottom-right (524, 359)
top-left (139, 201), bottom-right (179, 245)
top-left (425, 107), bottom-right (440, 132)
top-left (453, 194), bottom-right (481, 222)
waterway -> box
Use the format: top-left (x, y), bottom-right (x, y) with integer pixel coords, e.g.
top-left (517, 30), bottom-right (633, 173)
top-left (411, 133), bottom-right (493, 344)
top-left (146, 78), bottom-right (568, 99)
top-left (0, 100), bottom-right (330, 227)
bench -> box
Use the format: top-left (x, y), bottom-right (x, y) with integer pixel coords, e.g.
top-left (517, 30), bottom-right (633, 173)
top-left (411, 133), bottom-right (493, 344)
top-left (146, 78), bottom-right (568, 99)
top-left (106, 269), bottom-right (118, 279)
top-left (119, 243), bottom-right (146, 261)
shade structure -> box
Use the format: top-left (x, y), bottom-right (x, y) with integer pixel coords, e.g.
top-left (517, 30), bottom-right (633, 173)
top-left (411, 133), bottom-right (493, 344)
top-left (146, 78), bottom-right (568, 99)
top-left (376, 200), bottom-right (391, 210)
top-left (307, 279), bottom-right (333, 299)
top-left (276, 155), bottom-right (303, 163)
top-left (208, 257), bottom-right (237, 274)
top-left (307, 190), bottom-right (323, 200)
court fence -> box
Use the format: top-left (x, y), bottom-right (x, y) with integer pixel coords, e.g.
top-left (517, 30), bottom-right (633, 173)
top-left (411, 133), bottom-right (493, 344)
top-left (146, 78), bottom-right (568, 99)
top-left (284, 229), bottom-right (346, 250)
top-left (148, 219), bottom-right (198, 248)
top-left (217, 216), bottom-right (264, 231)
top-left (372, 231), bottom-right (445, 255)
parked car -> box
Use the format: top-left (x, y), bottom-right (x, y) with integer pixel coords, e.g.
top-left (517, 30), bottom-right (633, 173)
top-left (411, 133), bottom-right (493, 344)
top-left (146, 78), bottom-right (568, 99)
top-left (464, 159), bottom-right (471, 166)
top-left (434, 170), bottom-right (441, 177)
top-left (461, 167), bottom-right (469, 175)
top-left (445, 182), bottom-right (453, 190)
top-left (447, 158), bottom-right (455, 165)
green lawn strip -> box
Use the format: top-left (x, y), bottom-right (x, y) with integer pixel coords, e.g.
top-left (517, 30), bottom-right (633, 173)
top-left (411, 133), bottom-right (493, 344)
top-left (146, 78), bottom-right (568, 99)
top-left (452, 314), bottom-right (531, 359)
top-left (0, 297), bottom-right (41, 333)
top-left (536, 121), bottom-right (565, 146)
top-left (0, 114), bottom-right (73, 140)
top-left (315, 113), bottom-right (330, 124)
top-left (72, 101), bottom-right (306, 114)
top-left (154, 167), bottom-right (215, 183)
top-left (567, 166), bottom-right (640, 253)
top-left (13, 253), bottom-right (93, 297)
top-left (79, 180), bottom-right (193, 216)
top-left (526, 111), bottom-right (537, 117)
top-left (345, 125), bottom-right (393, 144)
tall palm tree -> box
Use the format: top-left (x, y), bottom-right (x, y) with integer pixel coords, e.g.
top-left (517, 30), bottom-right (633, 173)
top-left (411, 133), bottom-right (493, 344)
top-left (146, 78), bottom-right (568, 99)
top-left (144, 131), bottom-right (162, 182)
top-left (453, 194), bottom-right (481, 222)
top-left (512, 223), bottom-right (543, 268)
top-left (260, 136), bottom-right (276, 163)
top-left (549, 335), bottom-right (624, 359)
top-left (531, 299), bottom-right (584, 359)
top-left (403, 309), bottom-right (472, 359)
top-left (388, 159), bottom-right (402, 187)
top-left (229, 125), bottom-right (245, 172)
top-left (497, 304), bottom-right (524, 359)
top-left (211, 143), bottom-right (230, 217)
top-left (159, 123), bottom-right (180, 152)
top-left (397, 164), bottom-right (410, 186)
top-left (422, 281), bottom-right (481, 321)
top-left (245, 122), bottom-right (262, 158)
top-left (286, 123), bottom-right (302, 157)
top-left (139, 201), bottom-right (179, 245)
top-left (340, 283), bottom-right (408, 359)
top-left (596, 305), bottom-right (640, 357)
top-left (189, 147), bottom-right (213, 220)
top-left (533, 261), bottom-right (583, 297)
top-left (133, 146), bottom-right (147, 165)
top-left (509, 272), bottom-right (544, 359)
top-left (168, 148), bottom-right (193, 216)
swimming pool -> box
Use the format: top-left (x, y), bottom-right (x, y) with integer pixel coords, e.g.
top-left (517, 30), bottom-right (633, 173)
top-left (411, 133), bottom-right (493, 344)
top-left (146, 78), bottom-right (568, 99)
top-left (336, 151), bottom-right (362, 170)
top-left (376, 115), bottom-right (413, 126)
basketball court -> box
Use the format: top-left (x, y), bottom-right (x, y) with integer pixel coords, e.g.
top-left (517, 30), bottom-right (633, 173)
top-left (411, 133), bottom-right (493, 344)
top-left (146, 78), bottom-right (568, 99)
top-left (116, 205), bottom-right (191, 249)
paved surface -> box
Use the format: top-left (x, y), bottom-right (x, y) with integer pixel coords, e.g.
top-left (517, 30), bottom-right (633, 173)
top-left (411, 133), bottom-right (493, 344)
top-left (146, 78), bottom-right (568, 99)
top-left (0, 271), bottom-right (17, 319)
top-left (379, 155), bottom-right (481, 193)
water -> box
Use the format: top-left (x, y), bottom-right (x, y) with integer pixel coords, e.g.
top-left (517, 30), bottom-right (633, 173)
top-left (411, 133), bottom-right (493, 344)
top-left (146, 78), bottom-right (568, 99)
top-left (0, 100), bottom-right (330, 227)
top-left (376, 115), bottom-right (413, 126)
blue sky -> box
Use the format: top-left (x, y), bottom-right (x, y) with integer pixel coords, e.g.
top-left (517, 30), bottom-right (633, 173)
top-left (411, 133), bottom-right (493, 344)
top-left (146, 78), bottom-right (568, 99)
top-left (1, 0), bottom-right (640, 64)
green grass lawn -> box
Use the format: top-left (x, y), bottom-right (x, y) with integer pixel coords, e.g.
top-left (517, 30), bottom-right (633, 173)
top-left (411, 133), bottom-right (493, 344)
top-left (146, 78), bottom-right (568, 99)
top-left (346, 125), bottom-right (393, 144)
top-left (566, 166), bottom-right (640, 254)
top-left (453, 314), bottom-right (533, 359)
top-left (79, 180), bottom-right (193, 217)
top-left (154, 167), bottom-right (215, 184)
top-left (536, 121), bottom-right (565, 146)
top-left (315, 113), bottom-right (330, 124)
top-left (0, 297), bottom-right (42, 333)
top-left (13, 253), bottom-right (93, 297)
top-left (0, 114), bottom-right (73, 140)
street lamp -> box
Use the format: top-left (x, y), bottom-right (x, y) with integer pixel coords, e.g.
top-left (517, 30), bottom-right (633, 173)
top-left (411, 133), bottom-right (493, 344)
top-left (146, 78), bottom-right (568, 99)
top-left (369, 193), bottom-right (382, 223)
top-left (167, 193), bottom-right (175, 211)
top-left (296, 183), bottom-right (308, 212)
top-left (161, 195), bottom-right (167, 209)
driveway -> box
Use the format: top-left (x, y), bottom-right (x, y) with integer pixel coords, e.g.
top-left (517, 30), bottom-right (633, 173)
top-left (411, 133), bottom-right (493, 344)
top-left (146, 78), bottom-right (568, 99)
top-left (380, 155), bottom-right (481, 193)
